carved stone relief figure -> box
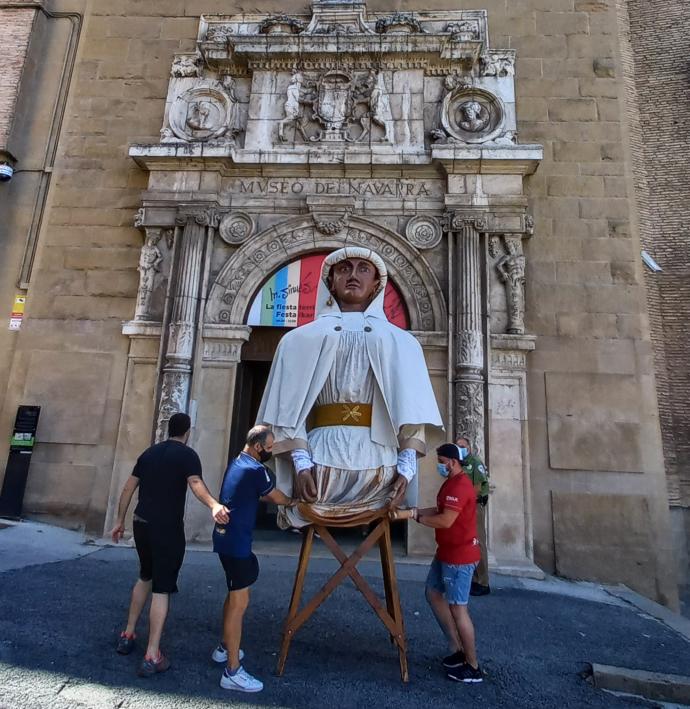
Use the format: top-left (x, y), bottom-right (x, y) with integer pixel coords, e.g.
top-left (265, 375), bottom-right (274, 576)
top-left (134, 231), bottom-right (164, 321)
top-left (457, 100), bottom-right (490, 133)
top-left (279, 72), bottom-right (307, 142)
top-left (441, 85), bottom-right (504, 144)
top-left (278, 68), bottom-right (394, 144)
top-left (480, 52), bottom-right (516, 77)
top-left (369, 72), bottom-right (394, 143)
top-left (167, 78), bottom-right (239, 143)
top-left (496, 236), bottom-right (526, 335)
top-left (171, 54), bottom-right (200, 78)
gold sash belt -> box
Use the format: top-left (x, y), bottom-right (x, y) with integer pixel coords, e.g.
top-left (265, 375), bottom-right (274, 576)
top-left (313, 403), bottom-right (372, 428)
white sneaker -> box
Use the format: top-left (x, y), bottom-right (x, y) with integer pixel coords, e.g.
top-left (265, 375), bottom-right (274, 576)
top-left (211, 643), bottom-right (244, 663)
top-left (220, 666), bottom-right (263, 693)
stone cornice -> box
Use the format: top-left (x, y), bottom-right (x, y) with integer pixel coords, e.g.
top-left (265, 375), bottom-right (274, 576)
top-left (432, 144), bottom-right (543, 176)
top-left (129, 142), bottom-right (542, 176)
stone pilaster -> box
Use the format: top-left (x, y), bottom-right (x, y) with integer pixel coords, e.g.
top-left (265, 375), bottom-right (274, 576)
top-left (155, 211), bottom-right (214, 441)
top-left (450, 212), bottom-right (488, 457)
top-left (489, 333), bottom-right (542, 578)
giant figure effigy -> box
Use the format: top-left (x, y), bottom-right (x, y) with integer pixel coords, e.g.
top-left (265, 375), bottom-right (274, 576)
top-left (257, 246), bottom-right (443, 522)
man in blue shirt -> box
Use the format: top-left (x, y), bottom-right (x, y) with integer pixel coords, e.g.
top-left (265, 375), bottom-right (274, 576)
top-left (211, 425), bottom-right (295, 693)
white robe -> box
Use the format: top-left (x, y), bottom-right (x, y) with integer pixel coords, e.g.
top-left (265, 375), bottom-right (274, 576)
top-left (256, 247), bottom-right (444, 527)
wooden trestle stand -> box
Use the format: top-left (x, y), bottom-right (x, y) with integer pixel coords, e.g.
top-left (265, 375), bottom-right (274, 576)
top-left (276, 509), bottom-right (409, 682)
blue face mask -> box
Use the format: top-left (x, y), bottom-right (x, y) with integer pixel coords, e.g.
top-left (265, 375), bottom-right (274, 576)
top-left (458, 447), bottom-right (468, 460)
top-left (437, 463), bottom-right (449, 478)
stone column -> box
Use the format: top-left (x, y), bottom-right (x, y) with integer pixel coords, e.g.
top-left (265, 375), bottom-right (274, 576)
top-left (184, 324), bottom-right (251, 541)
top-left (155, 211), bottom-right (213, 441)
top-left (450, 212), bottom-right (488, 457)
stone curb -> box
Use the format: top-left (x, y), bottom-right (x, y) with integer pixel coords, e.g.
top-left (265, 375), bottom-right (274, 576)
top-left (591, 663), bottom-right (690, 705)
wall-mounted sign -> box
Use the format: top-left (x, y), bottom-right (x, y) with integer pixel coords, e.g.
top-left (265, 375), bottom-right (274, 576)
top-left (246, 253), bottom-right (409, 329)
top-left (9, 294), bottom-right (25, 331)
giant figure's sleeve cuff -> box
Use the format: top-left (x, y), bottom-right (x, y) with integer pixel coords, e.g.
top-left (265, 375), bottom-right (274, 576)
top-left (396, 448), bottom-right (417, 481)
top-left (290, 448), bottom-right (314, 473)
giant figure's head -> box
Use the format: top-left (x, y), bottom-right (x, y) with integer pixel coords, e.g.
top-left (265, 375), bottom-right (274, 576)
top-left (320, 247), bottom-right (388, 314)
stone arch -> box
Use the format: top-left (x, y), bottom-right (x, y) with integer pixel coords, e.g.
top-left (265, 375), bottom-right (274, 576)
top-left (205, 215), bottom-right (446, 331)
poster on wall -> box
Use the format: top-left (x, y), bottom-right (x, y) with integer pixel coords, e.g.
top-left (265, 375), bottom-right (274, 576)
top-left (246, 253), bottom-right (409, 329)
top-left (8, 295), bottom-right (26, 331)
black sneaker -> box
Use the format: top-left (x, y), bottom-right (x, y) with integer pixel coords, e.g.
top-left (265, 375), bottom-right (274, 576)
top-left (137, 652), bottom-right (171, 677)
top-left (442, 650), bottom-right (465, 669)
top-left (470, 582), bottom-right (491, 596)
top-left (448, 663), bottom-right (483, 683)
top-left (116, 632), bottom-right (135, 655)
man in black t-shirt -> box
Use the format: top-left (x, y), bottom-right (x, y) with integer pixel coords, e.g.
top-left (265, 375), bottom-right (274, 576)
top-left (110, 413), bottom-right (229, 678)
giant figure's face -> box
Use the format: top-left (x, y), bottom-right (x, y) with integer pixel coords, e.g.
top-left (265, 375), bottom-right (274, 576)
top-left (329, 257), bottom-right (380, 311)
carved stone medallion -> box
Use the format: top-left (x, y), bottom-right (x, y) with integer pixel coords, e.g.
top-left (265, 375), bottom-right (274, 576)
top-left (168, 81), bottom-right (238, 142)
top-left (405, 216), bottom-right (442, 250)
top-left (441, 86), bottom-right (504, 144)
top-left (219, 212), bottom-right (254, 245)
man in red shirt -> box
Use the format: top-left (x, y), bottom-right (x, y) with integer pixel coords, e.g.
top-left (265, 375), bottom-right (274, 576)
top-left (393, 443), bottom-right (482, 683)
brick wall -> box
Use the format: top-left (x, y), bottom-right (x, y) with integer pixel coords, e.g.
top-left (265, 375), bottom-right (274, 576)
top-left (0, 4), bottom-right (38, 150)
top-left (625, 0), bottom-right (690, 508)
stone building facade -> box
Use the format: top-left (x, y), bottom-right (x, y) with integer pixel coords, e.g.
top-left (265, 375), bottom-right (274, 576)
top-left (0, 0), bottom-right (686, 608)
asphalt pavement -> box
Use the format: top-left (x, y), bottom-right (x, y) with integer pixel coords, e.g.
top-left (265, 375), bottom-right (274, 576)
top-left (0, 526), bottom-right (689, 709)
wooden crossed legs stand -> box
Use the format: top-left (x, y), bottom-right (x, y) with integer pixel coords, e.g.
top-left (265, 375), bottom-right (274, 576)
top-left (276, 511), bottom-right (409, 682)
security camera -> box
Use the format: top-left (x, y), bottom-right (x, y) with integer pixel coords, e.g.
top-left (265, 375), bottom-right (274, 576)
top-left (0, 162), bottom-right (14, 182)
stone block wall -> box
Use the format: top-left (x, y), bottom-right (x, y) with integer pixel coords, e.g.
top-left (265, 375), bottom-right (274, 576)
top-left (0, 0), bottom-right (679, 604)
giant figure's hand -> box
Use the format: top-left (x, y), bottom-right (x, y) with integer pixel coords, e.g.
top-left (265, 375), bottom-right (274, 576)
top-left (295, 467), bottom-right (318, 502)
top-left (388, 473), bottom-right (408, 509)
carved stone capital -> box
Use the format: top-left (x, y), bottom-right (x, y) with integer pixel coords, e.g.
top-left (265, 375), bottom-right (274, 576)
top-left (176, 209), bottom-right (219, 229)
top-left (490, 333), bottom-right (536, 372)
top-left (444, 211), bottom-right (489, 233)
top-left (202, 325), bottom-right (251, 365)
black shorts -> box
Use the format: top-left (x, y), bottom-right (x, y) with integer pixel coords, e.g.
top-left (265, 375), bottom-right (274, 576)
top-left (218, 553), bottom-right (259, 592)
top-left (133, 521), bottom-right (185, 594)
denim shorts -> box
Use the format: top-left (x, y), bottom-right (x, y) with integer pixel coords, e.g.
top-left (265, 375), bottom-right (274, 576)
top-left (426, 557), bottom-right (477, 606)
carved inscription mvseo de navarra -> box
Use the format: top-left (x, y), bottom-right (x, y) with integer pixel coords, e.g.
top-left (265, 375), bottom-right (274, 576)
top-left (227, 178), bottom-right (442, 199)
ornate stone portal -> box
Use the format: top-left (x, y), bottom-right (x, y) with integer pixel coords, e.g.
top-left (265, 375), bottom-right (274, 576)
top-left (113, 0), bottom-right (544, 576)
